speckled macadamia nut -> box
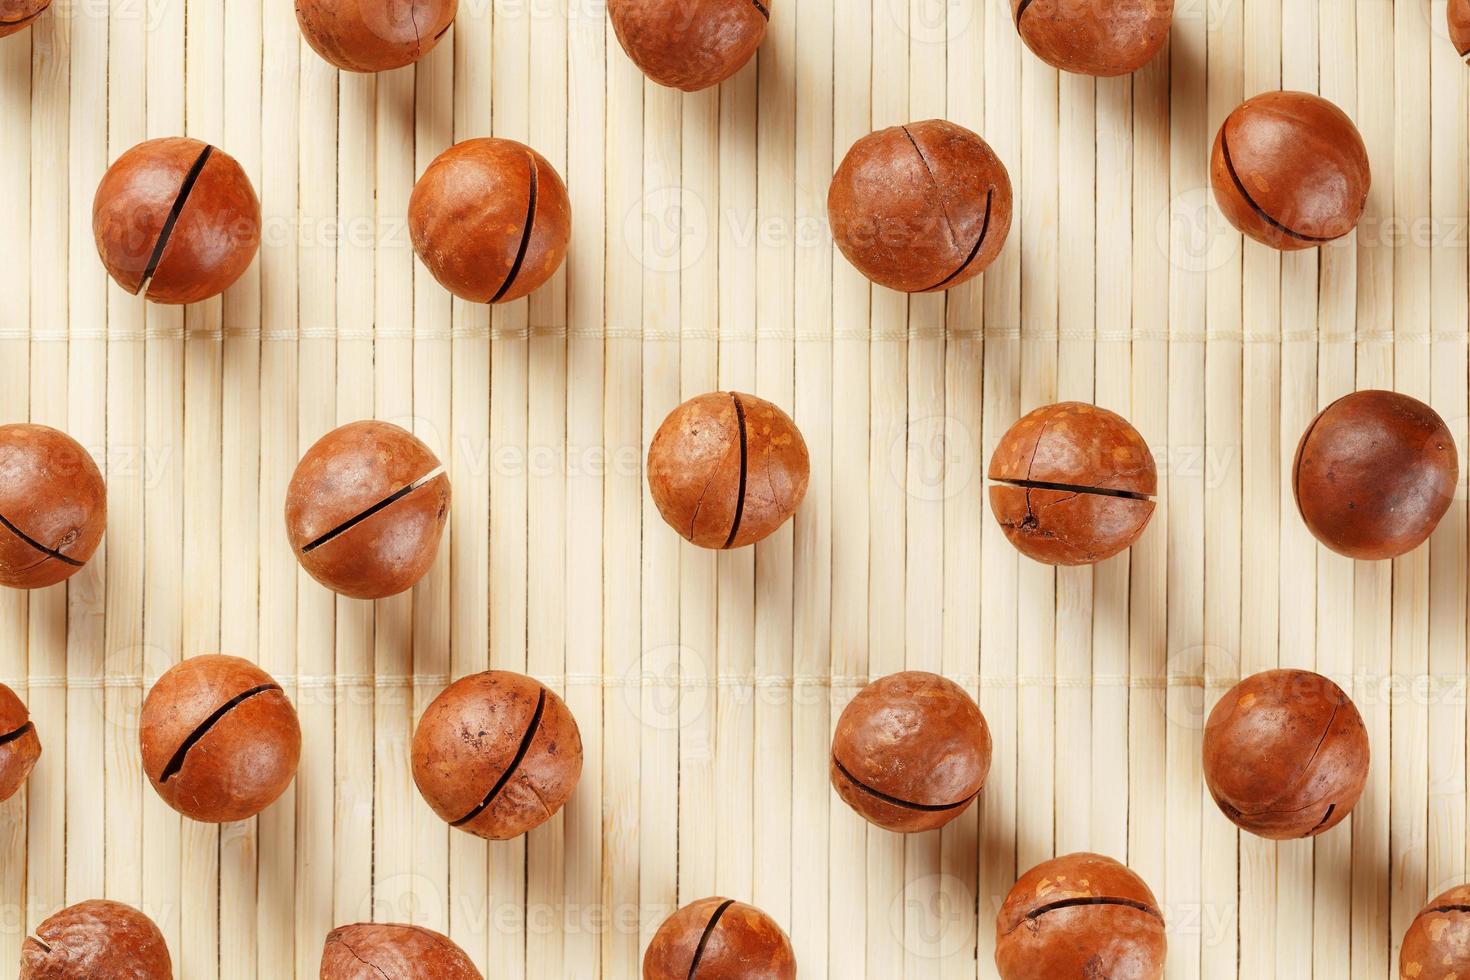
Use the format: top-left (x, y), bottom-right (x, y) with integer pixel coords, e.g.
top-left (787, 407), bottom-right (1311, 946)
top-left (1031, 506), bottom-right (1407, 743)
top-left (987, 401), bottom-right (1157, 566)
top-left (0, 423), bottom-right (106, 590)
top-left (409, 138), bottom-right (571, 304)
top-left (1203, 669), bottom-right (1369, 840)
top-left (20, 900), bottom-right (172, 979)
top-left (643, 898), bottom-right (796, 980)
top-left (93, 137), bottom-right (261, 304)
top-left (0, 683), bottom-right (39, 803)
top-left (0, 0), bottom-right (49, 36)
top-left (1293, 389), bottom-right (1457, 561)
top-left (285, 420), bottom-right (451, 600)
top-left (608, 0), bottom-right (770, 92)
top-left (1400, 885), bottom-right (1470, 980)
top-left (829, 119), bottom-right (1013, 293)
top-left (412, 671), bottom-right (583, 841)
top-left (321, 923), bottom-right (483, 979)
top-left (1210, 91), bottom-right (1370, 251)
top-left (1013, 0), bottom-right (1173, 76)
top-left (996, 853), bottom-right (1166, 980)
top-left (296, 0), bottom-right (457, 72)
top-left (830, 671), bottom-right (992, 834)
top-left (647, 391), bottom-right (810, 550)
top-left (140, 654), bottom-right (302, 823)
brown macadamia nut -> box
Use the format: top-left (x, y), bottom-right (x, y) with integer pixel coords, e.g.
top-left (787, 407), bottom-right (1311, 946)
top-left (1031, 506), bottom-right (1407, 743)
top-left (412, 671), bottom-right (583, 841)
top-left (643, 897), bottom-right (796, 980)
top-left (608, 0), bottom-right (769, 92)
top-left (0, 0), bottom-right (49, 37)
top-left (93, 137), bottom-right (261, 304)
top-left (20, 900), bottom-right (172, 979)
top-left (296, 0), bottom-right (456, 72)
top-left (1013, 0), bottom-right (1173, 76)
top-left (0, 683), bottom-right (39, 803)
top-left (829, 119), bottom-right (1012, 293)
top-left (996, 853), bottom-right (1166, 980)
top-left (285, 420), bottom-right (450, 600)
top-left (1293, 390), bottom-right (1457, 560)
top-left (987, 402), bottom-right (1157, 566)
top-left (0, 423), bottom-right (107, 590)
top-left (1210, 91), bottom-right (1370, 251)
top-left (1400, 885), bottom-right (1470, 980)
top-left (830, 671), bottom-right (991, 834)
top-left (321, 923), bottom-right (483, 979)
top-left (1452, 0), bottom-right (1470, 59)
top-left (1203, 669), bottom-right (1369, 840)
top-left (140, 654), bottom-right (302, 823)
top-left (647, 391), bottom-right (810, 550)
top-left (409, 138), bottom-right (571, 304)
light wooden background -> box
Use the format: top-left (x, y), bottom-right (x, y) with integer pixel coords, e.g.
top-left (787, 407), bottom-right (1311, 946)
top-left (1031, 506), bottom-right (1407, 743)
top-left (0, 0), bottom-right (1466, 973)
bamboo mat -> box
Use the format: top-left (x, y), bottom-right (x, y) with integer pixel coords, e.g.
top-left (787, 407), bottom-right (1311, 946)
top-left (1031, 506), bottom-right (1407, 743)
top-left (0, 0), bottom-right (1466, 974)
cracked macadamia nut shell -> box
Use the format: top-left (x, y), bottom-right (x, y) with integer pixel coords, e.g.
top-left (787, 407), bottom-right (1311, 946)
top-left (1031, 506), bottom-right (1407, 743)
top-left (93, 137), bottom-right (261, 304)
top-left (830, 671), bottom-right (992, 834)
top-left (321, 923), bottom-right (483, 979)
top-left (1203, 669), bottom-right (1369, 840)
top-left (647, 391), bottom-right (810, 550)
top-left (0, 0), bottom-right (50, 37)
top-left (409, 138), bottom-right (571, 304)
top-left (296, 0), bottom-right (457, 72)
top-left (829, 119), bottom-right (1013, 293)
top-left (0, 683), bottom-right (39, 803)
top-left (285, 420), bottom-right (450, 600)
top-left (20, 900), bottom-right (172, 979)
top-left (1400, 885), bottom-right (1470, 980)
top-left (140, 654), bottom-right (302, 823)
top-left (412, 670), bottom-right (583, 841)
top-left (1210, 91), bottom-right (1370, 251)
top-left (0, 423), bottom-right (106, 590)
top-left (995, 853), bottom-right (1166, 980)
top-left (608, 0), bottom-right (770, 92)
top-left (1293, 390), bottom-right (1457, 561)
top-left (988, 401), bottom-right (1157, 566)
top-left (643, 897), bottom-right (796, 980)
top-left (1012, 0), bottom-right (1173, 76)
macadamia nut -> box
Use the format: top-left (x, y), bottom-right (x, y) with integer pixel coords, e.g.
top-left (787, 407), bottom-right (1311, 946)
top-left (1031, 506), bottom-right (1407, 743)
top-left (1203, 669), bottom-right (1369, 840)
top-left (413, 671), bottom-right (583, 840)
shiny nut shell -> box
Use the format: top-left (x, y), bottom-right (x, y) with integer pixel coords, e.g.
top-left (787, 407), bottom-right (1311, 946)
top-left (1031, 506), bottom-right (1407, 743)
top-left (1012, 0), bottom-right (1173, 76)
top-left (140, 654), bottom-right (302, 823)
top-left (830, 671), bottom-right (992, 833)
top-left (1209, 91), bottom-right (1370, 251)
top-left (409, 138), bottom-right (572, 304)
top-left (412, 671), bottom-right (583, 840)
top-left (0, 423), bottom-right (107, 590)
top-left (0, 0), bottom-right (50, 36)
top-left (995, 853), bottom-right (1166, 980)
top-left (828, 119), bottom-right (1013, 293)
top-left (1400, 885), bottom-right (1470, 980)
top-left (92, 137), bottom-right (261, 304)
top-left (646, 391), bottom-right (810, 550)
top-left (321, 923), bottom-right (483, 979)
top-left (285, 420), bottom-right (451, 600)
top-left (296, 0), bottom-right (457, 72)
top-left (20, 900), bottom-right (172, 979)
top-left (1452, 0), bottom-right (1470, 58)
top-left (0, 683), bottom-right (39, 803)
top-left (643, 897), bottom-right (796, 980)
top-left (607, 0), bottom-right (770, 92)
top-left (987, 401), bottom-right (1157, 566)
top-left (1203, 669), bottom-right (1369, 840)
top-left (1293, 390), bottom-right (1457, 560)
